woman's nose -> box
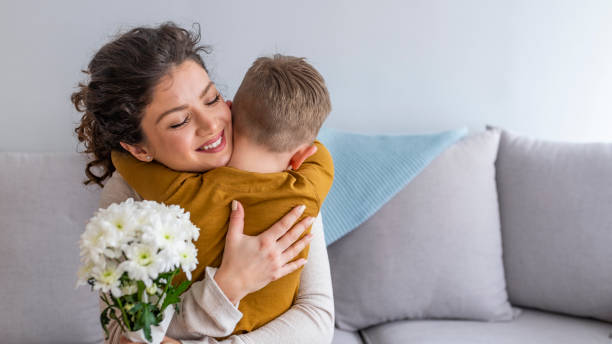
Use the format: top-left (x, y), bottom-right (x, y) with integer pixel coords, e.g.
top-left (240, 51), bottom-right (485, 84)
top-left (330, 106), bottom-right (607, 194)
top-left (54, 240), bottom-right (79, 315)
top-left (194, 111), bottom-right (219, 136)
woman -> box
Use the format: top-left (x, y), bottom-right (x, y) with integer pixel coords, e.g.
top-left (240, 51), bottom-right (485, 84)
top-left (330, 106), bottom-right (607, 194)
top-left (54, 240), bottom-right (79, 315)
top-left (73, 22), bottom-right (334, 344)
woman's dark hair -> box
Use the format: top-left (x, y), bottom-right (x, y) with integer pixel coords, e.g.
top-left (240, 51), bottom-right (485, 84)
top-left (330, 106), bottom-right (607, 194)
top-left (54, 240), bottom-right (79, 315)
top-left (72, 22), bottom-right (210, 187)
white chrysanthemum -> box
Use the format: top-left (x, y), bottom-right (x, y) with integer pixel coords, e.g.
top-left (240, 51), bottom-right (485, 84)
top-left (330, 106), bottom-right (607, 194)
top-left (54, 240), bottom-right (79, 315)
top-left (79, 222), bottom-right (117, 265)
top-left (120, 281), bottom-right (138, 296)
top-left (75, 260), bottom-right (95, 288)
top-left (146, 284), bottom-right (161, 295)
top-left (98, 201), bottom-right (141, 245)
top-left (92, 261), bottom-right (123, 297)
top-left (77, 198), bottom-right (200, 296)
top-left (176, 242), bottom-right (198, 281)
top-left (79, 198), bottom-right (143, 264)
top-left (142, 215), bottom-right (182, 251)
top-left (156, 248), bottom-right (180, 273)
top-left (120, 243), bottom-right (161, 287)
top-left (181, 222), bottom-right (200, 242)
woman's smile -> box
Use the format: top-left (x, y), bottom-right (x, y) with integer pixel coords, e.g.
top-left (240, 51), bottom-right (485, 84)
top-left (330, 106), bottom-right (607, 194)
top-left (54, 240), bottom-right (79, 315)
top-left (196, 130), bottom-right (227, 153)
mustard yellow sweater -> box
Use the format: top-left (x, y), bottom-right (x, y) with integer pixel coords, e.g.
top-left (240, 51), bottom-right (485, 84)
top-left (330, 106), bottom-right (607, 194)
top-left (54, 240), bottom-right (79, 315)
top-left (111, 141), bottom-right (333, 336)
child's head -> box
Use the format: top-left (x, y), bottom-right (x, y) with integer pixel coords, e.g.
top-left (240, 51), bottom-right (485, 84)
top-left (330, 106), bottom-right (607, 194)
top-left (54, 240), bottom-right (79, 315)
top-left (232, 54), bottom-right (331, 153)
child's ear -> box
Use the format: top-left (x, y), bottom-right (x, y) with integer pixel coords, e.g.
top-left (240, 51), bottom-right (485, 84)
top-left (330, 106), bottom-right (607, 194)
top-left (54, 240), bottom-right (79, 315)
top-left (288, 144), bottom-right (318, 170)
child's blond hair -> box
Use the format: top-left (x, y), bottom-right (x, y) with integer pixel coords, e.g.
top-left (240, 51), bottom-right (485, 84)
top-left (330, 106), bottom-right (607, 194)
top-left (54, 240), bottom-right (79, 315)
top-left (232, 54), bottom-right (331, 152)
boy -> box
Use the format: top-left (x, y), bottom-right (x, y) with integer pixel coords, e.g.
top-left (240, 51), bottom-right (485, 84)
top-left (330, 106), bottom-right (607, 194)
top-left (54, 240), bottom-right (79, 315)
top-left (111, 54), bottom-right (333, 336)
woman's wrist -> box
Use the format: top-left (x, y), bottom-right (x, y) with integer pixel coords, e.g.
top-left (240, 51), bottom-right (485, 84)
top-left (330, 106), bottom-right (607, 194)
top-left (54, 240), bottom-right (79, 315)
top-left (213, 267), bottom-right (245, 306)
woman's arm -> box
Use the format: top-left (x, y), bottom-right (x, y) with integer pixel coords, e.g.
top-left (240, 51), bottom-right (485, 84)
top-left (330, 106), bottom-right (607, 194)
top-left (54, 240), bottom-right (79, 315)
top-left (178, 213), bottom-right (334, 344)
top-left (99, 173), bottom-right (244, 344)
top-left (233, 213), bottom-right (335, 344)
top-left (100, 173), bottom-right (333, 344)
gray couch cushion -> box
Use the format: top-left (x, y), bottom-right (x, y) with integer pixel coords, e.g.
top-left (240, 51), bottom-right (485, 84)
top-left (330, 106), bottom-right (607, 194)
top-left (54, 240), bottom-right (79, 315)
top-left (328, 130), bottom-right (517, 331)
top-left (332, 329), bottom-right (364, 344)
top-left (495, 128), bottom-right (612, 323)
top-left (360, 308), bottom-right (612, 344)
top-left (0, 153), bottom-right (103, 344)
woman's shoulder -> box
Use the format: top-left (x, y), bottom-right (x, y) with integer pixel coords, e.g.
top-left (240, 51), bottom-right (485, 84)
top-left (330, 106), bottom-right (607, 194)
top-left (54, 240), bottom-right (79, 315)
top-left (99, 172), bottom-right (142, 209)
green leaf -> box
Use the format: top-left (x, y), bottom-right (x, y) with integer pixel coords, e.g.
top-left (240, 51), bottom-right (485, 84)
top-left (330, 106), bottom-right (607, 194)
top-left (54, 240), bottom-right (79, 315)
top-left (161, 291), bottom-right (179, 310)
top-left (100, 306), bottom-right (112, 338)
top-left (140, 304), bottom-right (158, 342)
top-left (128, 302), bottom-right (143, 315)
top-left (175, 280), bottom-right (191, 294)
top-left (161, 280), bottom-right (191, 310)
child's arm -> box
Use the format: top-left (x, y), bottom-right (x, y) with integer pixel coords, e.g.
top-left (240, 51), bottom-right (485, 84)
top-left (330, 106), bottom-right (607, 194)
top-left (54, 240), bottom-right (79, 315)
top-left (110, 150), bottom-right (204, 203)
top-left (296, 141), bottom-right (335, 204)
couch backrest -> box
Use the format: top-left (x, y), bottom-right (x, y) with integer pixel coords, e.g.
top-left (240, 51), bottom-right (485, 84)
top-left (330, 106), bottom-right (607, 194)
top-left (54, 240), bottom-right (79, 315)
top-left (0, 152), bottom-right (103, 343)
top-left (495, 129), bottom-right (612, 323)
top-left (327, 130), bottom-right (518, 330)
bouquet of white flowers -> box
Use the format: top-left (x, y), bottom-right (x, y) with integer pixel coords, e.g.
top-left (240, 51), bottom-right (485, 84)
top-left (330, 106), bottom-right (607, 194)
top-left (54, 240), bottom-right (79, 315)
top-left (76, 198), bottom-right (200, 343)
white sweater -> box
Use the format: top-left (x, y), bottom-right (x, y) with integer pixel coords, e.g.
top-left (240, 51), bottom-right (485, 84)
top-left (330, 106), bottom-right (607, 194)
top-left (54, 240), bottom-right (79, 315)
top-left (99, 172), bottom-right (335, 344)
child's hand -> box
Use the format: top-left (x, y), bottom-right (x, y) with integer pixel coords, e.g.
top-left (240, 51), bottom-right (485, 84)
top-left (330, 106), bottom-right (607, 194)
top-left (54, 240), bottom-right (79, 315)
top-left (214, 201), bottom-right (314, 305)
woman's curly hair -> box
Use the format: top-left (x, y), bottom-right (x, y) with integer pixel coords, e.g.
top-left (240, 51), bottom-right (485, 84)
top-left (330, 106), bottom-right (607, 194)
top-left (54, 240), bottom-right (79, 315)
top-left (72, 22), bottom-right (210, 187)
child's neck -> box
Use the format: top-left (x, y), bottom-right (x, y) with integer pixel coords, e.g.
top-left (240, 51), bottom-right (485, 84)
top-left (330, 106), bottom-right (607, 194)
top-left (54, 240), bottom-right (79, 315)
top-left (227, 136), bottom-right (292, 173)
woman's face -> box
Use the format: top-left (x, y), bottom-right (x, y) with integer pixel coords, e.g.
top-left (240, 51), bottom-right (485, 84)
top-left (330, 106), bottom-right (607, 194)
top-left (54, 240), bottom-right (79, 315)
top-left (126, 60), bottom-right (233, 172)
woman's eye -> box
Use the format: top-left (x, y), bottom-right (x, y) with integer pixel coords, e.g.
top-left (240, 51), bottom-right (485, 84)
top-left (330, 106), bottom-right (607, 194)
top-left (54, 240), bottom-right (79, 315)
top-left (206, 93), bottom-right (220, 106)
top-left (170, 116), bottom-right (190, 129)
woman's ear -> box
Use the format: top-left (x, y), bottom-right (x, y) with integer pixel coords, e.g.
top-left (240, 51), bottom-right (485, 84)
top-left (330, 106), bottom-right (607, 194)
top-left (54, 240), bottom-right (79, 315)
top-left (288, 144), bottom-right (318, 170)
top-left (119, 141), bottom-right (154, 162)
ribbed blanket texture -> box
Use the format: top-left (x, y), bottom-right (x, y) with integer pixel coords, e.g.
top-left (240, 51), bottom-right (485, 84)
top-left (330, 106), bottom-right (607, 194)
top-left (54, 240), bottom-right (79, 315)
top-left (317, 127), bottom-right (468, 245)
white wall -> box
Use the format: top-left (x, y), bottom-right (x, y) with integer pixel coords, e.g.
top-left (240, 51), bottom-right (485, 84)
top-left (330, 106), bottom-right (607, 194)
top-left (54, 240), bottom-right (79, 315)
top-left (1, 0), bottom-right (611, 152)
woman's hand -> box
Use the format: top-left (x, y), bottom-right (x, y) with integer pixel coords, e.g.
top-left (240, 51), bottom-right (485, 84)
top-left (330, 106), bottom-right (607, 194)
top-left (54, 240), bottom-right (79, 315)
top-left (120, 335), bottom-right (181, 344)
top-left (214, 201), bottom-right (315, 305)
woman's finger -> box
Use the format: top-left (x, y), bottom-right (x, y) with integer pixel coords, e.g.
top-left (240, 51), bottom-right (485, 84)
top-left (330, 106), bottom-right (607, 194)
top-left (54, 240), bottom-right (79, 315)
top-left (275, 258), bottom-right (308, 281)
top-left (262, 205), bottom-right (306, 241)
top-left (226, 200), bottom-right (245, 241)
top-left (280, 230), bottom-right (314, 263)
top-left (276, 216), bottom-right (314, 252)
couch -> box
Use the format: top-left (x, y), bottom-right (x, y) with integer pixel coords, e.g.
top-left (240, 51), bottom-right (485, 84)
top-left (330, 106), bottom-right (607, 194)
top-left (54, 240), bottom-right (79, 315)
top-left (1, 128), bottom-right (611, 344)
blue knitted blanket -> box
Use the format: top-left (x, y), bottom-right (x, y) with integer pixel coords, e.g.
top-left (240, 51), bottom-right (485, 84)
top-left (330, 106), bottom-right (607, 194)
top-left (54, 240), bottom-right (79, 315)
top-left (317, 127), bottom-right (468, 245)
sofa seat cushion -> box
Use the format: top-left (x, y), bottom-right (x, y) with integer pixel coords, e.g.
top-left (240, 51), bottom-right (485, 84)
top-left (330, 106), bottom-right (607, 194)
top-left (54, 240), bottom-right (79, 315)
top-left (332, 328), bottom-right (364, 344)
top-left (360, 308), bottom-right (612, 344)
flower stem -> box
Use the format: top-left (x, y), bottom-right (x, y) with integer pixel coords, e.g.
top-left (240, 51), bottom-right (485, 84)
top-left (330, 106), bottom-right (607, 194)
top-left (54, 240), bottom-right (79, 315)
top-left (113, 295), bottom-right (132, 331)
top-left (135, 280), bottom-right (146, 324)
top-left (101, 293), bottom-right (112, 307)
top-left (156, 267), bottom-right (178, 309)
